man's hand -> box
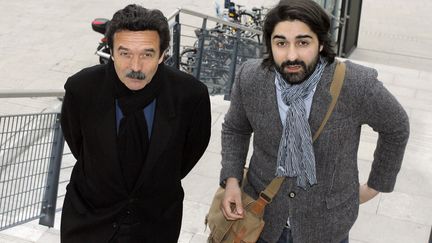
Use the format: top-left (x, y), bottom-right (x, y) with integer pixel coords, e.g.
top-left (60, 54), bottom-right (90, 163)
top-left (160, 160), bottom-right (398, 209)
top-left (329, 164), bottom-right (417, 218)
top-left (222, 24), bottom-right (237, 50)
top-left (221, 177), bottom-right (244, 220)
top-left (359, 183), bottom-right (379, 204)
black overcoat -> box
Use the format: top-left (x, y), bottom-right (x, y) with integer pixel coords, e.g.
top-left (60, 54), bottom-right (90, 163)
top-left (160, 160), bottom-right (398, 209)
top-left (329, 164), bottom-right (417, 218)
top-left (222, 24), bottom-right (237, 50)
top-left (60, 62), bottom-right (211, 243)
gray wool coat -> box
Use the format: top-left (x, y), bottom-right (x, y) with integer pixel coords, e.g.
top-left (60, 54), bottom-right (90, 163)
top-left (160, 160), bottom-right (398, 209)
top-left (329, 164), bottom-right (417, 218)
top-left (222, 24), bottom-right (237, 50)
top-left (220, 59), bottom-right (409, 243)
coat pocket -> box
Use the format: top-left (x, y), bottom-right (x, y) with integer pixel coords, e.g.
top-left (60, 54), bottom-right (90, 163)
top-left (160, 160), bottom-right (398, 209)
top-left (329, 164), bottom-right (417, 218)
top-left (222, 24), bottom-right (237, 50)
top-left (325, 180), bottom-right (358, 209)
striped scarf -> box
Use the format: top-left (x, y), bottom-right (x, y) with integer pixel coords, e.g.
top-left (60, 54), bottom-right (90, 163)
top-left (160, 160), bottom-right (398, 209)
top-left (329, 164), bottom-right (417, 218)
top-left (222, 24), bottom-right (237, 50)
top-left (275, 57), bottom-right (327, 189)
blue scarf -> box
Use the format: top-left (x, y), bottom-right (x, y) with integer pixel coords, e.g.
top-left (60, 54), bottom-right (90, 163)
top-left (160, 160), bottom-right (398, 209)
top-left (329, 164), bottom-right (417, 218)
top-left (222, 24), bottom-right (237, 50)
top-left (275, 57), bottom-right (327, 189)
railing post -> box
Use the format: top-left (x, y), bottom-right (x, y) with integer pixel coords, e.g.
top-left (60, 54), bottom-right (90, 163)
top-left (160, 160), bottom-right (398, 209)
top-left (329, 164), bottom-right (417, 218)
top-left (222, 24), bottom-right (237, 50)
top-left (39, 113), bottom-right (65, 227)
top-left (224, 31), bottom-right (241, 101)
top-left (193, 18), bottom-right (207, 80)
top-left (337, 0), bottom-right (348, 56)
top-left (330, 0), bottom-right (342, 44)
top-left (172, 14), bottom-right (181, 69)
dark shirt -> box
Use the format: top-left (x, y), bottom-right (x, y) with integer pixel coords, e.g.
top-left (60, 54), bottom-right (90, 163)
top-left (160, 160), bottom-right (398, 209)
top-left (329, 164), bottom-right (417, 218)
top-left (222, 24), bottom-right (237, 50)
top-left (115, 99), bottom-right (156, 138)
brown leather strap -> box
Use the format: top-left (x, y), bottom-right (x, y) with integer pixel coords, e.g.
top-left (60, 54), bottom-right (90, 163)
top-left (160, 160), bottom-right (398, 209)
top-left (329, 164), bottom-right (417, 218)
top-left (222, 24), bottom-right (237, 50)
top-left (312, 61), bottom-right (346, 142)
top-left (250, 177), bottom-right (285, 214)
top-left (255, 61), bottom-right (346, 209)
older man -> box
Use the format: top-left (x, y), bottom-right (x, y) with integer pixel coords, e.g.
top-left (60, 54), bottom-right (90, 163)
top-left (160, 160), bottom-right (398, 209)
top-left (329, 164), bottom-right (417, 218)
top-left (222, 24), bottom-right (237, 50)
top-left (60, 4), bottom-right (211, 243)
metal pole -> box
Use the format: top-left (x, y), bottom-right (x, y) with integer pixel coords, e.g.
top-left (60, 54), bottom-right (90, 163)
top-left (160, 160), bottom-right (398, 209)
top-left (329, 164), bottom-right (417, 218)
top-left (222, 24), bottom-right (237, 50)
top-left (224, 31), bottom-right (241, 101)
top-left (331, 0), bottom-right (342, 44)
top-left (172, 14), bottom-right (181, 69)
top-left (39, 113), bottom-right (65, 227)
top-left (193, 18), bottom-right (207, 80)
top-left (337, 0), bottom-right (349, 57)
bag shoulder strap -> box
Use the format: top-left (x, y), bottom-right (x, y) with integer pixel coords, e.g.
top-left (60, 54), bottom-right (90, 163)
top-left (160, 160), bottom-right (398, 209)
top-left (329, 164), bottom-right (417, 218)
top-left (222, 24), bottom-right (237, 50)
top-left (258, 60), bottom-right (347, 205)
top-left (312, 60), bottom-right (346, 141)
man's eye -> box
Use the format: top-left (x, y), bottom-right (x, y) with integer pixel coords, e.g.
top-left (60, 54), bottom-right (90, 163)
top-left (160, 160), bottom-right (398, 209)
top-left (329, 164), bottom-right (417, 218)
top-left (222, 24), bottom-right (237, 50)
top-left (138, 53), bottom-right (154, 59)
top-left (276, 41), bottom-right (287, 46)
top-left (298, 41), bottom-right (310, 47)
top-left (119, 52), bottom-right (129, 56)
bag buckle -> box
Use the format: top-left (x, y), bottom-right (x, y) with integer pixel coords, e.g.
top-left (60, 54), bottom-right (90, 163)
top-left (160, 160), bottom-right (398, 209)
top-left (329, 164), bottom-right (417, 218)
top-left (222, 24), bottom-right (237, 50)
top-left (259, 192), bottom-right (272, 204)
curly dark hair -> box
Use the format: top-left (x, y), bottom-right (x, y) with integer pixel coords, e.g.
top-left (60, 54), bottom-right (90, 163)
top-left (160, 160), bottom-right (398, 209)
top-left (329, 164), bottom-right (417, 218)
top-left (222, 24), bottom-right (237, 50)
top-left (262, 0), bottom-right (336, 68)
top-left (106, 4), bottom-right (170, 56)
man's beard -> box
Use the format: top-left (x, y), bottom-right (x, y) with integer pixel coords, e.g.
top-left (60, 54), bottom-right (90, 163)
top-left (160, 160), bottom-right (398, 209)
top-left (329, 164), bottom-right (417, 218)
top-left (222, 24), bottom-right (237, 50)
top-left (274, 56), bottom-right (319, 85)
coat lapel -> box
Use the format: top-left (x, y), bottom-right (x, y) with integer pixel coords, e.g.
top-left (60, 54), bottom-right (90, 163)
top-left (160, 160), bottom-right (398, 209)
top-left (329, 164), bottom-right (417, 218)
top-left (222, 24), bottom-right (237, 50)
top-left (261, 69), bottom-right (283, 137)
top-left (308, 61), bottom-right (336, 139)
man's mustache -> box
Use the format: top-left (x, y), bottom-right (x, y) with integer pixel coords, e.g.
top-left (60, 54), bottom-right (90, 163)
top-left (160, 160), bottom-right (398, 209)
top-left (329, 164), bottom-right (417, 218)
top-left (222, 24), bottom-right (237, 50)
top-left (126, 70), bottom-right (146, 80)
top-left (281, 60), bottom-right (307, 70)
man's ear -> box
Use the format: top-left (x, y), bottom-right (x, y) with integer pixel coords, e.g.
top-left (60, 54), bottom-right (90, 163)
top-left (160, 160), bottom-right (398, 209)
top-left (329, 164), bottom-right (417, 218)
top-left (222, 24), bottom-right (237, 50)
top-left (158, 50), bottom-right (165, 64)
top-left (110, 49), bottom-right (114, 61)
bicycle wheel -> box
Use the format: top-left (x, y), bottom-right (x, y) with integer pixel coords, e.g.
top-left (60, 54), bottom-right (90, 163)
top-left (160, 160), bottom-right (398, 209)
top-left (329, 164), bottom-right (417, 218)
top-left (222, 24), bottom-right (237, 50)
top-left (238, 12), bottom-right (261, 42)
top-left (179, 48), bottom-right (197, 74)
top-left (238, 12), bottom-right (259, 27)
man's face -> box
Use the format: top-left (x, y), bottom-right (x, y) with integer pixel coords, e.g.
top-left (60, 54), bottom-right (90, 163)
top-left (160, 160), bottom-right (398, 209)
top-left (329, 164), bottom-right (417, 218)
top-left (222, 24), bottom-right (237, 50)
top-left (112, 30), bottom-right (164, 91)
top-left (271, 20), bottom-right (323, 84)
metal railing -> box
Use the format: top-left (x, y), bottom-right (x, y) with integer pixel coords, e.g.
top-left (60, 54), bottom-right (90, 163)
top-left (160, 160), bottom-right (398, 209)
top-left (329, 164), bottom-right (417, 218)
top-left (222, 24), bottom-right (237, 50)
top-left (163, 3), bottom-right (347, 98)
top-left (165, 8), bottom-right (264, 99)
top-left (0, 91), bottom-right (65, 231)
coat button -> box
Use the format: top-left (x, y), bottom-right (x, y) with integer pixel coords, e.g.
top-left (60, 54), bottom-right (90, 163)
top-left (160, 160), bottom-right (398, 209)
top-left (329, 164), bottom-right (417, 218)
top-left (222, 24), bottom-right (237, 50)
top-left (289, 192), bottom-right (296, 198)
top-left (126, 210), bottom-right (131, 215)
top-left (112, 222), bottom-right (118, 228)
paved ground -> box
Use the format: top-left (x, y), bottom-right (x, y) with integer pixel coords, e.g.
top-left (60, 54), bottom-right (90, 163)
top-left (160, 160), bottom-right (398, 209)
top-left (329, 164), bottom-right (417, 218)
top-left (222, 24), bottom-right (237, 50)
top-left (0, 0), bottom-right (431, 242)
top-left (351, 0), bottom-right (432, 71)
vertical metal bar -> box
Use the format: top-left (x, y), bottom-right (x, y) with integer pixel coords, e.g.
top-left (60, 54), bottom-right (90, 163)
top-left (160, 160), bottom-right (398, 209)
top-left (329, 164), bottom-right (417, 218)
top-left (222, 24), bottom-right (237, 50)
top-left (193, 18), bottom-right (207, 80)
top-left (22, 115), bottom-right (32, 221)
top-left (1, 116), bottom-right (7, 228)
top-left (172, 14), bottom-right (181, 69)
top-left (18, 115), bottom-right (29, 222)
top-left (33, 115), bottom-right (46, 219)
top-left (39, 113), bottom-right (64, 227)
top-left (429, 226), bottom-right (432, 243)
top-left (29, 114), bottom-right (42, 220)
top-left (0, 116), bottom-right (5, 173)
top-left (6, 115), bottom-right (15, 226)
top-left (1, 116), bottom-right (13, 228)
top-left (0, 116), bottom-right (8, 229)
top-left (19, 115), bottom-right (31, 221)
top-left (337, 0), bottom-right (349, 56)
top-left (37, 115), bottom-right (53, 217)
top-left (29, 114), bottom-right (42, 219)
top-left (19, 115), bottom-right (28, 221)
top-left (7, 115), bottom-right (20, 226)
top-left (224, 31), bottom-right (241, 101)
top-left (15, 116), bottom-right (24, 223)
top-left (330, 0), bottom-right (342, 44)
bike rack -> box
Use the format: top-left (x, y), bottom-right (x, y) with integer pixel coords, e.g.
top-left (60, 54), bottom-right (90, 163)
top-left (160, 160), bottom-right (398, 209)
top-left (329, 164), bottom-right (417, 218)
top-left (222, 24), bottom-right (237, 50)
top-left (166, 8), bottom-right (264, 99)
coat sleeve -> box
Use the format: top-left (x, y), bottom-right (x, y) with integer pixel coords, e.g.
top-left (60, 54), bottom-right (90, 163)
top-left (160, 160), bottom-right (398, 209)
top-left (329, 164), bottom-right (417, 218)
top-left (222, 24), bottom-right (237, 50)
top-left (358, 69), bottom-right (410, 192)
top-left (219, 63), bottom-right (253, 187)
top-left (180, 87), bottom-right (212, 179)
top-left (61, 79), bottom-right (82, 160)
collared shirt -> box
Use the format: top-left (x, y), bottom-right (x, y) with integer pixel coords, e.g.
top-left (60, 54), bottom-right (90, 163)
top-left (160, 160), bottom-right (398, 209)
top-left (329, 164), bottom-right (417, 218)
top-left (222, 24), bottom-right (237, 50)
top-left (274, 76), bottom-right (318, 124)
